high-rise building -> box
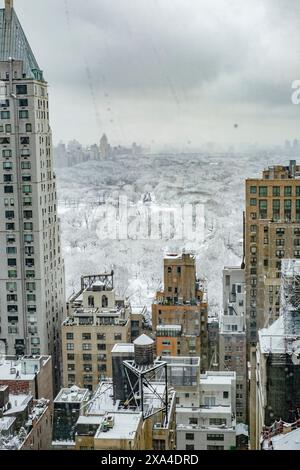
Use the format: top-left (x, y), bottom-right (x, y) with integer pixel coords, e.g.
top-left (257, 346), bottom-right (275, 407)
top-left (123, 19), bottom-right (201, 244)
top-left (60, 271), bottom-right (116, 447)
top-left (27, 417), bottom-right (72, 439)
top-left (0, 1), bottom-right (66, 388)
top-left (152, 253), bottom-right (208, 370)
top-left (245, 161), bottom-right (300, 346)
top-left (219, 267), bottom-right (247, 423)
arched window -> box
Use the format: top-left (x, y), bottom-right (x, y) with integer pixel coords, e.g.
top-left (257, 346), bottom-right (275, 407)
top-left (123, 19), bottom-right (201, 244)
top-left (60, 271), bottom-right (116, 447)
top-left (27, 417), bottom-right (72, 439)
top-left (88, 295), bottom-right (94, 307)
top-left (102, 295), bottom-right (108, 308)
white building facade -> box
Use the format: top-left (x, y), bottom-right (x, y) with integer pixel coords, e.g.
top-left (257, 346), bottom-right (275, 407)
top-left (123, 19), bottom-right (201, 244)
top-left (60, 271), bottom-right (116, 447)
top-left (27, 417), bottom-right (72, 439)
top-left (176, 371), bottom-right (236, 450)
top-left (219, 267), bottom-right (247, 423)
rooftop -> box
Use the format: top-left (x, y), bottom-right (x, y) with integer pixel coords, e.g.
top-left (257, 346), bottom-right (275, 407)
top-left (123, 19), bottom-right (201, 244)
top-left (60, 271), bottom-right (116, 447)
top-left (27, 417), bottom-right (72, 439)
top-left (111, 343), bottom-right (134, 354)
top-left (0, 355), bottom-right (50, 381)
top-left (0, 2), bottom-right (43, 80)
top-left (264, 427), bottom-right (300, 450)
top-left (133, 334), bottom-right (154, 346)
top-left (94, 412), bottom-right (142, 441)
top-left (200, 371), bottom-right (236, 386)
top-left (54, 386), bottom-right (90, 404)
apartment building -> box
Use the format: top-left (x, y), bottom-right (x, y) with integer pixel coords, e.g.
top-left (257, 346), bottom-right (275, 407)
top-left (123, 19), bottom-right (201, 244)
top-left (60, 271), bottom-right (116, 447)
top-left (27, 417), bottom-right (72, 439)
top-left (245, 160), bottom-right (300, 345)
top-left (152, 253), bottom-right (208, 370)
top-left (62, 273), bottom-right (143, 390)
top-left (219, 267), bottom-right (247, 423)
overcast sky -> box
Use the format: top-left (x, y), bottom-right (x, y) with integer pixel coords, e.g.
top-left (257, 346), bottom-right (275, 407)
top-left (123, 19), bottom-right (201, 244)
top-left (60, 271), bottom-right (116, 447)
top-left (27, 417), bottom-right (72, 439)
top-left (12, 0), bottom-right (300, 148)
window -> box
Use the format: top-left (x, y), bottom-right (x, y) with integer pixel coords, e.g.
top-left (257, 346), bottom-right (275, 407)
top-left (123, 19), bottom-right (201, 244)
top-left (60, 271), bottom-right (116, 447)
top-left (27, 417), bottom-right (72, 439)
top-left (22, 185), bottom-right (31, 194)
top-left (24, 234), bottom-right (33, 243)
top-left (0, 137), bottom-right (10, 144)
top-left (204, 397), bottom-right (216, 406)
top-left (1, 111), bottom-right (10, 119)
top-left (22, 175), bottom-right (31, 182)
top-left (250, 198), bottom-right (256, 206)
top-left (250, 186), bottom-right (257, 194)
top-left (68, 364), bottom-right (75, 371)
top-left (3, 174), bottom-right (12, 182)
top-left (207, 434), bottom-right (224, 441)
top-left (23, 197), bottom-right (32, 206)
top-left (284, 186), bottom-right (292, 197)
top-left (0, 99), bottom-right (9, 108)
top-left (83, 354), bottom-right (92, 361)
top-left (19, 110), bottom-right (28, 119)
top-left (20, 136), bottom-right (29, 145)
top-left (259, 199), bottom-right (268, 218)
top-left (6, 247), bottom-right (16, 254)
top-left (5, 210), bottom-right (14, 219)
top-left (5, 124), bottom-right (11, 133)
top-left (67, 354), bottom-right (75, 361)
top-left (88, 295), bottom-right (94, 307)
top-left (114, 333), bottom-right (122, 341)
top-left (259, 186), bottom-right (268, 196)
top-left (185, 433), bottom-right (194, 441)
top-left (186, 445), bottom-right (194, 451)
top-left (6, 223), bottom-right (14, 230)
top-left (273, 186), bottom-right (280, 196)
top-left (24, 222), bottom-right (33, 230)
top-left (273, 199), bottom-right (280, 220)
top-left (27, 294), bottom-right (35, 302)
top-left (3, 162), bottom-right (12, 170)
top-left (82, 333), bottom-right (91, 340)
top-left (8, 270), bottom-right (17, 278)
top-left (3, 149), bottom-right (12, 157)
top-left (207, 445), bottom-right (224, 450)
top-left (16, 85), bottom-right (28, 95)
top-left (4, 186), bottom-right (13, 193)
top-left (82, 343), bottom-right (92, 350)
top-left (102, 295), bottom-right (108, 307)
top-left (19, 99), bottom-right (28, 107)
top-left (26, 123), bottom-right (32, 132)
top-left (97, 354), bottom-right (106, 361)
top-left (98, 364), bottom-right (106, 372)
top-left (296, 200), bottom-right (300, 221)
top-left (209, 418), bottom-right (227, 426)
top-left (97, 333), bottom-right (106, 340)
top-left (66, 343), bottom-right (74, 350)
top-left (97, 344), bottom-right (106, 350)
top-left (189, 417), bottom-right (198, 425)
top-left (83, 364), bottom-right (93, 372)
top-left (66, 332), bottom-right (74, 340)
top-left (284, 199), bottom-right (292, 220)
top-left (7, 258), bottom-right (16, 267)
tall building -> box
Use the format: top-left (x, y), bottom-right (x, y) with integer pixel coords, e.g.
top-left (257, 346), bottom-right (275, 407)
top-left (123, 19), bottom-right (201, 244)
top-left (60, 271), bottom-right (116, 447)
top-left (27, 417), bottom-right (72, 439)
top-left (152, 253), bottom-right (208, 370)
top-left (0, 1), bottom-right (66, 389)
top-left (61, 272), bottom-right (143, 390)
top-left (250, 259), bottom-right (300, 449)
top-left (219, 267), bottom-right (247, 423)
top-left (245, 161), bottom-right (300, 346)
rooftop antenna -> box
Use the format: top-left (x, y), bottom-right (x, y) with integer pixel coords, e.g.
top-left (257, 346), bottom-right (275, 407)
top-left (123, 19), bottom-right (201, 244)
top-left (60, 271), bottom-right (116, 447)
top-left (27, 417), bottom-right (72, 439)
top-left (5, 0), bottom-right (13, 21)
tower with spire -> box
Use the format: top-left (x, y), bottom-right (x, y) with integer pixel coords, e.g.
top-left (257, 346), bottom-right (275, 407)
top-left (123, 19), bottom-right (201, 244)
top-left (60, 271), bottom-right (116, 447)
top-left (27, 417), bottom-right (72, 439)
top-left (0, 1), bottom-right (66, 390)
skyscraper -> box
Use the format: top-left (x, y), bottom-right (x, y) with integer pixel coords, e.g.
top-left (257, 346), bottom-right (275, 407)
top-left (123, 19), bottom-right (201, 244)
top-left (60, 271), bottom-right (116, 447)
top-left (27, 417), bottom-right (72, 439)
top-left (0, 1), bottom-right (65, 388)
top-left (245, 161), bottom-right (300, 346)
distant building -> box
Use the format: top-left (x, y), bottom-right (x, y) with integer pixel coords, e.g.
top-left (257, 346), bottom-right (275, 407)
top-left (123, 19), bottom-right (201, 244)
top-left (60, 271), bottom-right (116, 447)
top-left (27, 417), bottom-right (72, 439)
top-left (219, 267), bottom-right (247, 423)
top-left (0, 355), bottom-right (53, 400)
top-left (100, 134), bottom-right (110, 160)
top-left (176, 371), bottom-right (236, 451)
top-left (62, 272), bottom-right (144, 390)
top-left (152, 253), bottom-right (208, 370)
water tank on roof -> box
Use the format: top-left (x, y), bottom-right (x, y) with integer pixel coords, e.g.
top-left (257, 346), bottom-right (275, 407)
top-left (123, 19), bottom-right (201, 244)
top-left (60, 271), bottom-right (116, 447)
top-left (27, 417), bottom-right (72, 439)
top-left (133, 334), bottom-right (154, 366)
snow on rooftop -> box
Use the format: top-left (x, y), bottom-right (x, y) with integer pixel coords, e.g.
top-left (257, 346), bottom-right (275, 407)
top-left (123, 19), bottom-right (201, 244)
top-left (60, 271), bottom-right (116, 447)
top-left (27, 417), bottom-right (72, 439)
top-left (94, 412), bottom-right (142, 440)
top-left (269, 427), bottom-right (300, 450)
top-left (157, 324), bottom-right (181, 330)
top-left (200, 372), bottom-right (235, 386)
top-left (111, 343), bottom-right (134, 354)
top-left (133, 334), bottom-right (154, 346)
top-left (0, 416), bottom-right (15, 432)
top-left (259, 316), bottom-right (286, 354)
top-left (55, 387), bottom-right (90, 403)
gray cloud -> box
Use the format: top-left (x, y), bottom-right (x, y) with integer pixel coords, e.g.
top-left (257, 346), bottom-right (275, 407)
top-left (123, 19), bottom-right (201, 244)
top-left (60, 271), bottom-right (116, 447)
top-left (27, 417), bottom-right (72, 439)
top-left (13, 0), bottom-right (300, 146)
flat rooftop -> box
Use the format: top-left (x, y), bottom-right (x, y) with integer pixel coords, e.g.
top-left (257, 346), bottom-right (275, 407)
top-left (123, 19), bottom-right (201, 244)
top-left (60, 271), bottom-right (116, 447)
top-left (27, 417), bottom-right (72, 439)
top-left (94, 412), bottom-right (142, 440)
top-left (200, 371), bottom-right (235, 386)
top-left (0, 356), bottom-right (50, 381)
top-left (111, 343), bottom-right (134, 354)
top-left (264, 427), bottom-right (300, 450)
top-left (54, 386), bottom-right (90, 404)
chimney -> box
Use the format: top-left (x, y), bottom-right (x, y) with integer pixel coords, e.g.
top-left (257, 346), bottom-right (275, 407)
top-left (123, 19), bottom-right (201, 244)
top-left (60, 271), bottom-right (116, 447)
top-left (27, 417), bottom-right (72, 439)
top-left (5, 0), bottom-right (13, 21)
